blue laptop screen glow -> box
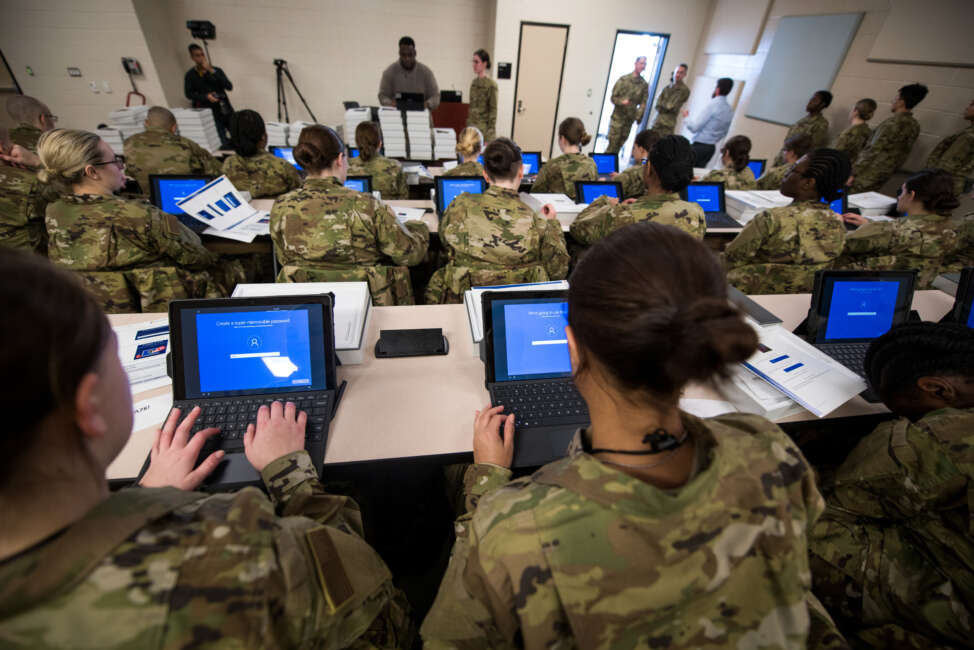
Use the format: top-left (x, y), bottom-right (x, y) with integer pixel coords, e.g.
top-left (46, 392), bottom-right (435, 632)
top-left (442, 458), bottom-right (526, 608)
top-left (579, 183), bottom-right (619, 204)
top-left (968, 302), bottom-right (974, 328)
top-left (824, 281), bottom-right (899, 341)
top-left (349, 147), bottom-right (360, 158)
top-left (271, 146), bottom-right (302, 171)
top-left (686, 184), bottom-right (721, 213)
top-left (522, 152), bottom-right (541, 174)
top-left (747, 160), bottom-right (765, 178)
top-left (491, 298), bottom-right (571, 382)
top-left (591, 153), bottom-right (617, 174)
top-left (439, 178), bottom-right (484, 213)
top-left (820, 195), bottom-right (844, 214)
top-left (157, 178), bottom-right (209, 214)
top-left (344, 178), bottom-right (368, 192)
top-left (477, 154), bottom-right (484, 165)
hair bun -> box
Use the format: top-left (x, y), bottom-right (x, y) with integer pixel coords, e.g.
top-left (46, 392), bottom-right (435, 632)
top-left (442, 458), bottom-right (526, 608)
top-left (293, 141), bottom-right (323, 169)
top-left (580, 133), bottom-right (592, 146)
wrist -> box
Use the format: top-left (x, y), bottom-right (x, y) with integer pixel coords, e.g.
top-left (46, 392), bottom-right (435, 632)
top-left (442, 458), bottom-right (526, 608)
top-left (261, 450), bottom-right (316, 499)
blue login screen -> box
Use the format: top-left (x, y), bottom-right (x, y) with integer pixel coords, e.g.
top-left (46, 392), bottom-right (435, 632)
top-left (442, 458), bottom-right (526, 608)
top-left (579, 183), bottom-right (619, 204)
top-left (522, 152), bottom-right (541, 174)
top-left (686, 184), bottom-right (721, 212)
top-left (158, 179), bottom-right (208, 214)
top-left (491, 299), bottom-right (571, 381)
top-left (439, 178), bottom-right (483, 213)
top-left (591, 153), bottom-right (617, 174)
top-left (344, 178), bottom-right (368, 192)
top-left (271, 147), bottom-right (303, 171)
top-left (747, 160), bottom-right (765, 178)
top-left (824, 281), bottom-right (899, 340)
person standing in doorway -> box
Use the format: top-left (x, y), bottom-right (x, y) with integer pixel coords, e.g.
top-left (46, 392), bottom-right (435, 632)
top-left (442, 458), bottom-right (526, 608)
top-left (183, 44), bottom-right (234, 148)
top-left (650, 63), bottom-right (691, 136)
top-left (605, 57), bottom-right (649, 154)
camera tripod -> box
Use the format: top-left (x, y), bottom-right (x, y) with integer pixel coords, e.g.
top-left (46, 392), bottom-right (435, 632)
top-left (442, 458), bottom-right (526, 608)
top-left (274, 59), bottom-right (316, 123)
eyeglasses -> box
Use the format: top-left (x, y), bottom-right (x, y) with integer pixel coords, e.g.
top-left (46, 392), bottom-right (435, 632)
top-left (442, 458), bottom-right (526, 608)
top-left (43, 114), bottom-right (58, 122)
top-left (91, 154), bottom-right (126, 169)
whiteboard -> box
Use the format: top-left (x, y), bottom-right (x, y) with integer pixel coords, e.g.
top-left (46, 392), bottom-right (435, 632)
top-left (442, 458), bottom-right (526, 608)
top-left (746, 13), bottom-right (862, 127)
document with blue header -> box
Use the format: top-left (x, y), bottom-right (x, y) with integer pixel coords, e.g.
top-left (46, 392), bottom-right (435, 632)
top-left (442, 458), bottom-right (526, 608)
top-left (175, 175), bottom-right (266, 238)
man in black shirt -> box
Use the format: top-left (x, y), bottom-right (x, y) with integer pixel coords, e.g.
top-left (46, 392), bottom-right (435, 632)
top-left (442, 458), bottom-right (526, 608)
top-left (184, 44), bottom-right (233, 147)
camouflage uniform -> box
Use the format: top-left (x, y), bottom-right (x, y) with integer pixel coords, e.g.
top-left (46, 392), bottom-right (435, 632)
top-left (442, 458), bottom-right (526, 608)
top-left (756, 163), bottom-right (792, 191)
top-left (723, 200), bottom-right (846, 294)
top-left (0, 450), bottom-right (413, 649)
top-left (348, 154), bottom-right (408, 200)
top-left (442, 161), bottom-right (484, 178)
top-left (9, 124), bottom-right (42, 152)
top-left (702, 165), bottom-right (757, 190)
top-left (123, 126), bottom-right (222, 196)
top-left (44, 193), bottom-right (235, 313)
top-left (809, 407), bottom-right (974, 649)
top-left (651, 81), bottom-right (691, 136)
top-left (270, 176), bottom-right (429, 306)
top-left (425, 185), bottom-right (569, 304)
top-left (835, 212), bottom-right (969, 289)
top-left (222, 152), bottom-right (302, 198)
top-left (0, 163), bottom-right (48, 254)
top-left (571, 192), bottom-right (706, 245)
top-left (530, 153), bottom-right (597, 201)
top-left (607, 74), bottom-right (649, 154)
top-left (850, 112), bottom-right (921, 193)
top-left (925, 123), bottom-right (974, 196)
top-left (773, 114), bottom-right (830, 166)
top-left (422, 413), bottom-right (849, 649)
top-left (614, 163), bottom-right (646, 199)
top-left (832, 123), bottom-right (872, 166)
top-left (468, 76), bottom-right (498, 142)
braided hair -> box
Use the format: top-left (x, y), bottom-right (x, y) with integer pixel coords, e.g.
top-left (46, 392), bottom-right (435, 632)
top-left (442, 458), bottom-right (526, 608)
top-left (803, 148), bottom-right (850, 201)
top-left (229, 109), bottom-right (265, 158)
top-left (864, 322), bottom-right (974, 403)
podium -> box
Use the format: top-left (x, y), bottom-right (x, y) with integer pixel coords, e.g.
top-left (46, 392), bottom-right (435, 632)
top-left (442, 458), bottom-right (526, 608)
top-left (431, 102), bottom-right (469, 139)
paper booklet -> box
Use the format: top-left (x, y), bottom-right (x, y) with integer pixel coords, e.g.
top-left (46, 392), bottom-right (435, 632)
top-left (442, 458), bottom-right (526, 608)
top-left (176, 175), bottom-right (269, 242)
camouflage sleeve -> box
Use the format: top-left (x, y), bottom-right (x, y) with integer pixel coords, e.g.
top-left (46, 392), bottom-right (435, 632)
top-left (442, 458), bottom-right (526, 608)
top-left (636, 82), bottom-right (649, 115)
top-left (284, 162), bottom-right (302, 193)
top-left (460, 463), bottom-right (513, 525)
top-left (842, 220), bottom-right (894, 256)
top-left (373, 200), bottom-right (429, 266)
top-left (487, 83), bottom-right (498, 134)
top-left (394, 167), bottom-right (409, 200)
top-left (530, 160), bottom-right (560, 195)
top-left (656, 86), bottom-right (678, 112)
top-left (928, 133), bottom-right (973, 186)
top-left (813, 119), bottom-right (829, 148)
top-left (723, 210), bottom-right (776, 267)
top-left (148, 205), bottom-right (218, 268)
top-left (569, 195), bottom-right (616, 244)
top-left (617, 166), bottom-right (643, 198)
top-left (806, 592), bottom-right (852, 649)
top-left (925, 134), bottom-right (953, 168)
top-left (539, 217), bottom-right (570, 279)
top-left (192, 142), bottom-right (222, 178)
top-left (852, 121), bottom-right (892, 174)
top-left (610, 76), bottom-right (627, 106)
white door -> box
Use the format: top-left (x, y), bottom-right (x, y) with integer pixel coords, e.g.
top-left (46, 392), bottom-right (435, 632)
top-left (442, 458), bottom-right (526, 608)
top-left (512, 23), bottom-right (569, 159)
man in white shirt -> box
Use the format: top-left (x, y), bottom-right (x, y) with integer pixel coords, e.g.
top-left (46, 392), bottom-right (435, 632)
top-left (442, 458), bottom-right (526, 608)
top-left (683, 77), bottom-right (734, 167)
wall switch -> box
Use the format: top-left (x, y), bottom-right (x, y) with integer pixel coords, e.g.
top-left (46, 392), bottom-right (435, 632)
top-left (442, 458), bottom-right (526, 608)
top-left (89, 81), bottom-right (100, 93)
top-left (67, 67), bottom-right (82, 77)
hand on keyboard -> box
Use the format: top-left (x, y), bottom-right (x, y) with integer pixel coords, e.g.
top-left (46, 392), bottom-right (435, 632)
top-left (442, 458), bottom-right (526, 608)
top-left (243, 400), bottom-right (308, 472)
top-left (473, 403), bottom-right (515, 469)
top-left (140, 406), bottom-right (224, 490)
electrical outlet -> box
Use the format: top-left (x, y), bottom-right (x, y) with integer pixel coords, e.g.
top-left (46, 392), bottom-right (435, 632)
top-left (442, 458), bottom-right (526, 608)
top-left (89, 81), bottom-right (100, 94)
top-left (102, 81), bottom-right (112, 93)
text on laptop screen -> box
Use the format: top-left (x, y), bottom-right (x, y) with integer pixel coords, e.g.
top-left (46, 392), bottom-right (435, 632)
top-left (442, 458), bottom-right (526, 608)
top-left (491, 298), bottom-right (571, 382)
top-left (438, 178), bottom-right (484, 213)
top-left (747, 160), bottom-right (765, 178)
top-left (578, 183), bottom-right (620, 204)
top-left (824, 281), bottom-right (900, 341)
top-left (179, 304), bottom-right (327, 398)
top-left (344, 178), bottom-right (368, 192)
top-left (521, 152), bottom-right (541, 175)
top-left (156, 178), bottom-right (208, 215)
top-left (271, 147), bottom-right (303, 171)
top-left (591, 153), bottom-right (617, 174)
top-left (686, 184), bottom-right (721, 212)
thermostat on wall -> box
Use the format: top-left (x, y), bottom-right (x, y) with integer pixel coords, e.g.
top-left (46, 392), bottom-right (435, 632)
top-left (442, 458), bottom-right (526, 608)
top-left (497, 63), bottom-right (511, 79)
top-left (67, 67), bottom-right (82, 77)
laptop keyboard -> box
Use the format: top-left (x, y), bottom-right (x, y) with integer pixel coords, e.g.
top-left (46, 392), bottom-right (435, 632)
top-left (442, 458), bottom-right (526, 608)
top-left (706, 212), bottom-right (743, 229)
top-left (491, 380), bottom-right (589, 429)
top-left (815, 343), bottom-right (868, 378)
top-left (172, 392), bottom-right (331, 452)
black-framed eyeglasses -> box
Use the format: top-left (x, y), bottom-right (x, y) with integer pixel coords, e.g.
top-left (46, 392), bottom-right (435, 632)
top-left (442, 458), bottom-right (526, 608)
top-left (92, 154), bottom-right (125, 168)
top-left (43, 113), bottom-right (58, 122)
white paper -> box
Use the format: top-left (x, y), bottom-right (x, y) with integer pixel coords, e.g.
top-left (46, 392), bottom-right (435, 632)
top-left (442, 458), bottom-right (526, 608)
top-left (464, 280), bottom-right (570, 343)
top-left (441, 160), bottom-right (459, 171)
top-left (393, 207), bottom-right (427, 224)
top-left (679, 398), bottom-right (738, 418)
top-left (114, 318), bottom-right (171, 391)
top-left (202, 210), bottom-right (270, 242)
top-left (132, 393), bottom-right (173, 433)
top-left (176, 175), bottom-right (259, 231)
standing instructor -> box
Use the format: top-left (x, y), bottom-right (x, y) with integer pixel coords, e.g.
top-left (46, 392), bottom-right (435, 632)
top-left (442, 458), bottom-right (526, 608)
top-left (651, 63), bottom-right (691, 136)
top-left (184, 44), bottom-right (233, 148)
top-left (605, 57), bottom-right (649, 154)
top-left (378, 36), bottom-right (440, 111)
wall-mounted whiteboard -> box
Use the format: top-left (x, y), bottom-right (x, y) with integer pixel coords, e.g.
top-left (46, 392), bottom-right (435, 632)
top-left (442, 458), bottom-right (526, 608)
top-left (868, 0), bottom-right (974, 68)
top-left (746, 13), bottom-right (862, 127)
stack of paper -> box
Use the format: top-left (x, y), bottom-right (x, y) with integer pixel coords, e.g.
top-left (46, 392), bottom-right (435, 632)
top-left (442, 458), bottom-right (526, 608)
top-left (108, 106), bottom-right (148, 130)
top-left (378, 107), bottom-right (407, 157)
top-left (265, 122), bottom-right (289, 147)
top-left (520, 193), bottom-right (586, 222)
top-left (392, 206), bottom-right (426, 224)
top-left (725, 190), bottom-right (791, 224)
top-left (343, 108), bottom-right (372, 147)
top-left (170, 108), bottom-right (221, 152)
top-left (849, 191), bottom-right (896, 217)
top-left (288, 121), bottom-right (315, 146)
top-left (96, 127), bottom-right (127, 154)
top-left (405, 109), bottom-right (432, 159)
top-left (176, 176), bottom-right (269, 243)
top-left (433, 127), bottom-right (457, 160)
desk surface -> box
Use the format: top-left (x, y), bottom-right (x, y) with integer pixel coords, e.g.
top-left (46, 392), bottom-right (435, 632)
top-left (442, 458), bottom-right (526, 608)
top-left (108, 290), bottom-right (955, 480)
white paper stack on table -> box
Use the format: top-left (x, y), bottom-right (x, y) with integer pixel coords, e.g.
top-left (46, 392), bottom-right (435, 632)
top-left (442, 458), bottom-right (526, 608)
top-left (378, 107), bottom-right (407, 157)
top-left (520, 193), bottom-right (586, 222)
top-left (405, 109), bottom-right (432, 159)
top-left (433, 127), bottom-right (456, 160)
top-left (170, 108), bottom-right (221, 152)
top-left (848, 191), bottom-right (896, 218)
top-left (725, 190), bottom-right (791, 224)
top-left (287, 121), bottom-right (315, 145)
top-left (96, 128), bottom-right (127, 154)
top-left (464, 280), bottom-right (569, 356)
top-left (265, 122), bottom-right (289, 147)
top-left (343, 108), bottom-right (372, 147)
top-left (176, 175), bottom-right (270, 242)
top-left (108, 106), bottom-right (148, 131)
top-left (391, 206), bottom-right (426, 224)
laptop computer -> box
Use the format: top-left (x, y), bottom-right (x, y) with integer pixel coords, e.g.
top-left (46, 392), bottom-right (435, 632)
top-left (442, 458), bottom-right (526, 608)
top-left (806, 270), bottom-right (916, 393)
top-left (821, 192), bottom-right (849, 216)
top-left (590, 152), bottom-right (619, 175)
top-left (270, 146), bottom-right (303, 171)
top-left (482, 291), bottom-right (590, 467)
top-left (947, 267), bottom-right (974, 326)
top-left (344, 175), bottom-right (372, 193)
top-left (149, 174), bottom-right (212, 234)
top-left (167, 295), bottom-right (340, 489)
top-left (348, 146), bottom-right (360, 159)
top-left (747, 159), bottom-right (766, 179)
top-left (681, 181), bottom-right (743, 229)
top-left (574, 180), bottom-right (623, 204)
top-left (396, 92), bottom-right (425, 111)
top-left (434, 175), bottom-right (486, 216)
top-left (521, 151), bottom-right (542, 177)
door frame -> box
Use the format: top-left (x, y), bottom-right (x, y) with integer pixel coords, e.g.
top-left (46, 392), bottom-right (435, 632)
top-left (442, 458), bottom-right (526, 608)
top-left (511, 21), bottom-right (570, 159)
top-left (594, 30), bottom-right (670, 141)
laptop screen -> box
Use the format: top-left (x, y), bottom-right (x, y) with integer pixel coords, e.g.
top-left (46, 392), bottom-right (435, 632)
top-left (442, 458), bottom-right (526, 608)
top-left (820, 193), bottom-right (847, 215)
top-left (349, 147), bottom-right (360, 158)
top-left (151, 176), bottom-right (209, 215)
top-left (271, 146), bottom-right (302, 171)
top-left (435, 176), bottom-right (486, 214)
top-left (951, 268), bottom-right (974, 327)
top-left (576, 181), bottom-right (620, 204)
top-left (521, 152), bottom-right (541, 175)
top-left (684, 183), bottom-right (724, 213)
top-left (344, 176), bottom-right (372, 193)
top-left (490, 296), bottom-right (572, 382)
top-left (177, 303), bottom-right (328, 399)
top-left (590, 153), bottom-right (618, 174)
top-left (747, 159), bottom-right (766, 178)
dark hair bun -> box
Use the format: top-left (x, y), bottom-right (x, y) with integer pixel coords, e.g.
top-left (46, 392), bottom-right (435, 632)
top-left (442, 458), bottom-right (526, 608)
top-left (293, 142), bottom-right (324, 170)
top-left (229, 109), bottom-right (265, 158)
top-left (483, 137), bottom-right (521, 180)
top-left (649, 135), bottom-right (694, 192)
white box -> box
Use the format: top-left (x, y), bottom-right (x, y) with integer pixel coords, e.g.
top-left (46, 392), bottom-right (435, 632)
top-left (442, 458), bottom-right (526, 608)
top-left (848, 191), bottom-right (897, 217)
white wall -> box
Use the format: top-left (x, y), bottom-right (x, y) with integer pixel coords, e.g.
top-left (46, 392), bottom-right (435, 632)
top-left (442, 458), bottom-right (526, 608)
top-left (492, 0), bottom-right (714, 145)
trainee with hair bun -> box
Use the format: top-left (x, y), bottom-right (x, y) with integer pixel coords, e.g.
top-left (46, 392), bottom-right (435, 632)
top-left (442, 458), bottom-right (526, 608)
top-left (442, 126), bottom-right (484, 178)
top-left (530, 117), bottom-right (597, 200)
top-left (611, 128), bottom-right (660, 198)
top-left (702, 134), bottom-right (756, 189)
top-left (836, 168), bottom-right (970, 287)
top-left (831, 98), bottom-right (876, 164)
top-left (348, 120), bottom-right (408, 198)
top-left (467, 49), bottom-right (497, 141)
top-left (756, 133), bottom-right (814, 190)
top-left (809, 322), bottom-right (974, 648)
top-left (222, 109), bottom-right (301, 198)
top-left (269, 124), bottom-right (429, 305)
top-left (423, 221), bottom-right (845, 647)
top-left (425, 137), bottom-right (568, 304)
top-left (724, 147), bottom-right (849, 294)
top-left (571, 134), bottom-right (705, 244)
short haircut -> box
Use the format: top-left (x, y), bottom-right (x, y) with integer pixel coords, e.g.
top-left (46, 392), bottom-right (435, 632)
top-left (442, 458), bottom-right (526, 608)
top-left (6, 94), bottom-right (45, 124)
top-left (228, 109), bottom-right (265, 158)
top-left (678, 63), bottom-right (688, 69)
top-left (716, 78), bottom-right (734, 96)
top-left (635, 56), bottom-right (647, 63)
top-left (188, 43), bottom-right (203, 53)
top-left (854, 98), bottom-right (877, 121)
top-left (899, 83), bottom-right (929, 109)
top-left (784, 133), bottom-right (814, 158)
top-left (648, 135), bottom-right (694, 192)
top-left (145, 106), bottom-right (176, 129)
top-left (399, 36), bottom-right (415, 48)
top-left (483, 137), bottom-right (522, 182)
top-left (814, 90), bottom-right (833, 108)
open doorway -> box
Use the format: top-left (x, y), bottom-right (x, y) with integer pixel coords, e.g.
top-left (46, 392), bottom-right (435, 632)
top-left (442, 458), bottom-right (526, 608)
top-left (594, 30), bottom-right (669, 162)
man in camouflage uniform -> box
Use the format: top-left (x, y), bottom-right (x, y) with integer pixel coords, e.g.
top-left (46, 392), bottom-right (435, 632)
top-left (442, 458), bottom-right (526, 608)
top-left (222, 149), bottom-right (302, 198)
top-left (925, 97), bottom-right (974, 196)
top-left (270, 175), bottom-right (429, 305)
top-left (605, 57), bottom-right (649, 154)
top-left (571, 192), bottom-right (705, 244)
top-left (123, 106), bottom-right (222, 195)
top-left (5, 95), bottom-right (57, 152)
top-left (772, 91), bottom-right (832, 166)
top-left (0, 134), bottom-right (49, 253)
top-left (650, 63), bottom-right (690, 136)
top-left (850, 83), bottom-right (928, 193)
